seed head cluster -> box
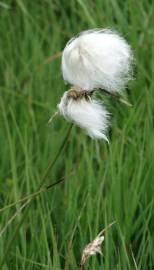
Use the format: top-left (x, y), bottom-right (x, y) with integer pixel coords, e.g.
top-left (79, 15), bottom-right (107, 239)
top-left (58, 29), bottom-right (134, 140)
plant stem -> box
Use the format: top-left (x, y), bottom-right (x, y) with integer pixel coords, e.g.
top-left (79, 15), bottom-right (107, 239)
top-left (0, 124), bottom-right (73, 268)
top-left (100, 88), bottom-right (132, 107)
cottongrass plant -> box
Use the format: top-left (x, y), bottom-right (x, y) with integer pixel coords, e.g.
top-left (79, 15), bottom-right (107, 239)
top-left (62, 29), bottom-right (133, 92)
top-left (57, 29), bottom-right (134, 140)
top-left (58, 87), bottom-right (109, 141)
top-left (0, 28), bottom-right (134, 268)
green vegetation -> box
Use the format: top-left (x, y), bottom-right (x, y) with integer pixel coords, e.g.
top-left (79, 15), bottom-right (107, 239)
top-left (0, 1), bottom-right (153, 269)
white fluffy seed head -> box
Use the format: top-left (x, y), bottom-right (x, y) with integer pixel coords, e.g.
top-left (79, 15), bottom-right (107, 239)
top-left (62, 29), bottom-right (133, 93)
top-left (58, 91), bottom-right (109, 141)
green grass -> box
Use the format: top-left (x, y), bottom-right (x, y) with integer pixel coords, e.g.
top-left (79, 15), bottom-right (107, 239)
top-left (0, 0), bottom-right (154, 269)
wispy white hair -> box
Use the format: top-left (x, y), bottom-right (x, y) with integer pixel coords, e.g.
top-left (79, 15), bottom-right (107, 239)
top-left (62, 29), bottom-right (133, 93)
top-left (58, 91), bottom-right (109, 141)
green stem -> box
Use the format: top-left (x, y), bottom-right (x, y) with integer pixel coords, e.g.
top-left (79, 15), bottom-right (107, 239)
top-left (0, 124), bottom-right (73, 268)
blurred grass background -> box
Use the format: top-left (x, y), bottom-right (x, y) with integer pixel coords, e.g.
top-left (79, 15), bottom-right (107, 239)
top-left (0, 0), bottom-right (154, 269)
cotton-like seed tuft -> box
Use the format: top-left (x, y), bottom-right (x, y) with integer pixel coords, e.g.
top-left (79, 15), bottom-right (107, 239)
top-left (62, 29), bottom-right (133, 93)
top-left (58, 91), bottom-right (109, 141)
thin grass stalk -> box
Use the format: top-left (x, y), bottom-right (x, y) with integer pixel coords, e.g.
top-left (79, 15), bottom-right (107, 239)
top-left (64, 196), bottom-right (88, 270)
top-left (0, 124), bottom-right (73, 268)
top-left (0, 179), bottom-right (63, 213)
top-left (0, 176), bottom-right (69, 237)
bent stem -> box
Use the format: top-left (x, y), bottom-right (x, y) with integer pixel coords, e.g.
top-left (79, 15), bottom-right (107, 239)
top-left (0, 123), bottom-right (73, 268)
top-left (0, 173), bottom-right (74, 239)
top-left (0, 172), bottom-right (74, 213)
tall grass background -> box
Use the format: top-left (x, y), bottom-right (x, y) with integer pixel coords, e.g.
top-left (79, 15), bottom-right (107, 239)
top-left (0, 0), bottom-right (153, 269)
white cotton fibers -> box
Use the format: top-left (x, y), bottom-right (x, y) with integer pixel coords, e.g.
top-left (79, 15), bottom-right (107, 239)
top-left (62, 29), bottom-right (133, 93)
top-left (58, 90), bottom-right (109, 141)
top-left (56, 29), bottom-right (134, 141)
